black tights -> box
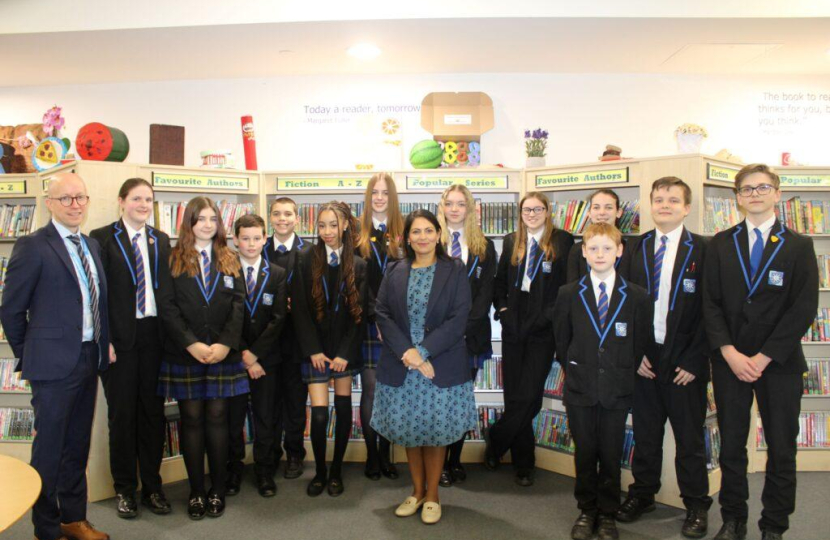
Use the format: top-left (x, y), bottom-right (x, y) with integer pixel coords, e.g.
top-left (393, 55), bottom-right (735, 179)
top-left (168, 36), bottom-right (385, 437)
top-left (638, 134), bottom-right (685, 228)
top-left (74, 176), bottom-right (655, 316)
top-left (446, 368), bottom-right (479, 468)
top-left (179, 398), bottom-right (228, 497)
top-left (360, 368), bottom-right (391, 470)
top-left (310, 395), bottom-right (352, 480)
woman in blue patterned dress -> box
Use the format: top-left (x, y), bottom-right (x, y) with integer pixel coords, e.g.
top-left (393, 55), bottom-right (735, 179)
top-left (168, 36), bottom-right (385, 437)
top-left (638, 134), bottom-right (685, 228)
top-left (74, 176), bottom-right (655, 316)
top-left (372, 209), bottom-right (475, 525)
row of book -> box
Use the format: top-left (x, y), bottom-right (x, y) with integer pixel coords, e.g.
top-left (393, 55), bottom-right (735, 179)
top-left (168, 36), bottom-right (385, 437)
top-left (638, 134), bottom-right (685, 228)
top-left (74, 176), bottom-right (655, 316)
top-left (817, 255), bottom-right (830, 289)
top-left (0, 358), bottom-right (28, 392)
top-left (804, 359), bottom-right (830, 395)
top-left (0, 204), bottom-right (37, 238)
top-left (775, 197), bottom-right (830, 235)
top-left (473, 356), bottom-right (503, 391)
top-left (475, 201), bottom-right (519, 235)
top-left (303, 406), bottom-right (365, 441)
top-left (0, 256), bottom-right (8, 293)
top-left (803, 308), bottom-right (830, 342)
top-left (148, 201), bottom-right (255, 237)
top-left (0, 407), bottom-right (34, 441)
top-left (551, 199), bottom-right (640, 234)
top-left (703, 197), bottom-right (741, 233)
top-left (757, 412), bottom-right (829, 449)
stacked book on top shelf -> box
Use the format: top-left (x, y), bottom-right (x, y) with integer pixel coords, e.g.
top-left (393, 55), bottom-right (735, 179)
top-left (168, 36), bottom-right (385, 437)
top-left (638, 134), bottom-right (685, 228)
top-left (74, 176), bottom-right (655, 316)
top-left (0, 204), bottom-right (37, 238)
top-left (775, 197), bottom-right (830, 234)
top-left (0, 407), bottom-right (34, 441)
top-left (805, 359), bottom-right (830, 395)
top-left (150, 201), bottom-right (255, 237)
top-left (703, 197), bottom-right (741, 233)
top-left (804, 308), bottom-right (830, 342)
top-left (757, 412), bottom-right (829, 449)
top-left (0, 358), bottom-right (27, 392)
top-left (551, 200), bottom-right (640, 235)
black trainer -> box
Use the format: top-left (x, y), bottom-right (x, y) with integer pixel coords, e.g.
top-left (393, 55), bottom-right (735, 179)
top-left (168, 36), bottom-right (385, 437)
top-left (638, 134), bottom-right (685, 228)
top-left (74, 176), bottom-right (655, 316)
top-left (597, 514), bottom-right (619, 540)
top-left (571, 513), bottom-right (596, 540)
top-left (681, 509), bottom-right (708, 538)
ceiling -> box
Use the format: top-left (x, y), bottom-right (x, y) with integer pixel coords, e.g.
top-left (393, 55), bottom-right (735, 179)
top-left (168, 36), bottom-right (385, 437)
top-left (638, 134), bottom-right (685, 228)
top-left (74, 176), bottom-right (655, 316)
top-left (2, 17), bottom-right (829, 87)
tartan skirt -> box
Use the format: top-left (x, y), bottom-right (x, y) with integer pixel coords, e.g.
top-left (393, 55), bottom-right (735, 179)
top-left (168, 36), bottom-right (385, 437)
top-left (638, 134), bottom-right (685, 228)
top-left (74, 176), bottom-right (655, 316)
top-left (361, 323), bottom-right (383, 369)
top-left (469, 350), bottom-right (493, 371)
top-left (301, 360), bottom-right (360, 385)
top-left (157, 360), bottom-right (250, 400)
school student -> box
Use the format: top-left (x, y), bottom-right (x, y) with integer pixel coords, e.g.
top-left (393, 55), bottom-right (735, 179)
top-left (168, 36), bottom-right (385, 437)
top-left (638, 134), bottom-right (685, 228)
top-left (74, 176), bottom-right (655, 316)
top-left (292, 202), bottom-right (368, 497)
top-left (226, 214), bottom-right (287, 498)
top-left (554, 223), bottom-right (651, 540)
top-left (90, 178), bottom-right (173, 519)
top-left (567, 189), bottom-right (626, 282)
top-left (157, 197), bottom-right (247, 520)
top-left (703, 164), bottom-right (818, 540)
top-left (436, 184), bottom-right (496, 487)
top-left (263, 197), bottom-right (312, 480)
top-left (355, 172), bottom-right (404, 480)
top-left (616, 177), bottom-right (711, 538)
top-left (486, 191), bottom-right (574, 486)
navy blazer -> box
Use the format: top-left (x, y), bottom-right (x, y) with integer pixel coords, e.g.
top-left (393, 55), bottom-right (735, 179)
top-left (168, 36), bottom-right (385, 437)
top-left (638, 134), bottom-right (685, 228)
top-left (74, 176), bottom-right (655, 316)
top-left (375, 257), bottom-right (472, 389)
top-left (0, 221), bottom-right (110, 380)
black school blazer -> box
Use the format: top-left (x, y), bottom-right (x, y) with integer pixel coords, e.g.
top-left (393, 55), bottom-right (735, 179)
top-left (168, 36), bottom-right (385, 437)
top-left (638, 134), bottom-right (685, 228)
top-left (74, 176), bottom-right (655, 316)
top-left (159, 256), bottom-right (246, 365)
top-left (494, 230), bottom-right (574, 342)
top-left (703, 219), bottom-right (818, 374)
top-left (460, 238), bottom-right (496, 356)
top-left (90, 220), bottom-right (173, 351)
top-left (374, 257), bottom-right (472, 389)
top-left (238, 259), bottom-right (287, 367)
top-left (623, 228), bottom-right (709, 381)
top-left (554, 276), bottom-right (652, 410)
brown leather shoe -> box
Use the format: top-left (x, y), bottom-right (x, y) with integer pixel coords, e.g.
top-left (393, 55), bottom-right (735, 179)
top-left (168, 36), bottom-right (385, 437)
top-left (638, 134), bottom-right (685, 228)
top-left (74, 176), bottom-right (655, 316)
top-left (60, 521), bottom-right (110, 540)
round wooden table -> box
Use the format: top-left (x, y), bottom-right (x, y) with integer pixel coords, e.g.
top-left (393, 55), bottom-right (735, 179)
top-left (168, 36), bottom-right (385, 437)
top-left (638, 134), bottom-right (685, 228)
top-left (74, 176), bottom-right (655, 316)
top-left (0, 454), bottom-right (41, 533)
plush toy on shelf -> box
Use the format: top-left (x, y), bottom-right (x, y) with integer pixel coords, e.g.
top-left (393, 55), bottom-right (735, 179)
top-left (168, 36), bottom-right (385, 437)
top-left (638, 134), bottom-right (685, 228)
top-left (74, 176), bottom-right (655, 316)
top-left (76, 122), bottom-right (130, 162)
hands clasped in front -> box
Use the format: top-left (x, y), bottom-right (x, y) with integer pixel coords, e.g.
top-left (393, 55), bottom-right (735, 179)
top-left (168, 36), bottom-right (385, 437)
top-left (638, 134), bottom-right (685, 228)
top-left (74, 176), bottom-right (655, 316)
top-left (310, 353), bottom-right (349, 373)
top-left (402, 347), bottom-right (435, 379)
top-left (187, 342), bottom-right (231, 365)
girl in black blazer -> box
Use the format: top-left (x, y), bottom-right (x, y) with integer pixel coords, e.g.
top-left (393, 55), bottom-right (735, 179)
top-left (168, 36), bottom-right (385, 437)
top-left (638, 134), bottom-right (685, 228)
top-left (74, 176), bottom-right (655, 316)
top-left (487, 191), bottom-right (574, 486)
top-left (354, 173), bottom-right (404, 480)
top-left (157, 196), bottom-right (246, 520)
top-left (436, 184), bottom-right (496, 486)
top-left (567, 189), bottom-right (626, 282)
top-left (292, 201), bottom-right (367, 498)
top-left (90, 178), bottom-right (173, 518)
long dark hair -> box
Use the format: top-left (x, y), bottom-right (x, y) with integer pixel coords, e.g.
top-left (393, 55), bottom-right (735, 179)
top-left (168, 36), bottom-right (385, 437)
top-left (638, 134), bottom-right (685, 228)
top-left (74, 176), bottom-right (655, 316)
top-left (310, 202), bottom-right (362, 324)
top-left (356, 172), bottom-right (403, 260)
top-left (403, 209), bottom-right (450, 261)
top-left (169, 197), bottom-right (240, 278)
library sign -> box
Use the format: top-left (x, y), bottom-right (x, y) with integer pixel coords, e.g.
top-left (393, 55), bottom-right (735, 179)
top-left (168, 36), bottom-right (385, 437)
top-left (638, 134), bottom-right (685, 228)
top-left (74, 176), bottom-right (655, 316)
top-left (706, 164), bottom-right (739, 184)
top-left (152, 173), bottom-right (249, 191)
top-left (780, 174), bottom-right (830, 187)
top-left (535, 168), bottom-right (629, 189)
top-left (0, 181), bottom-right (27, 195)
top-left (276, 177), bottom-right (372, 191)
top-left (405, 176), bottom-right (510, 190)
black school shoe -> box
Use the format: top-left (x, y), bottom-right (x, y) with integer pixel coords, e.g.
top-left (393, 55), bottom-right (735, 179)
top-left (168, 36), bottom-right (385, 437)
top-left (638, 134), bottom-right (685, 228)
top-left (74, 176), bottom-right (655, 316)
top-left (439, 467), bottom-right (453, 488)
top-left (571, 513), bottom-right (596, 540)
top-left (713, 520), bottom-right (747, 540)
top-left (141, 491), bottom-right (172, 515)
top-left (761, 531), bottom-right (783, 540)
top-left (225, 470), bottom-right (241, 496)
top-left (615, 495), bottom-right (656, 522)
top-left (514, 470), bottom-right (534, 487)
top-left (449, 463), bottom-right (467, 483)
top-left (307, 474), bottom-right (326, 497)
top-left (115, 493), bottom-right (137, 519)
top-left (284, 456), bottom-right (304, 479)
top-left (378, 456), bottom-right (399, 479)
top-left (596, 514), bottom-right (619, 540)
top-left (206, 492), bottom-right (225, 518)
top-left (256, 475), bottom-right (277, 498)
top-left (187, 494), bottom-right (207, 520)
top-left (681, 509), bottom-right (708, 538)
top-left (327, 475), bottom-right (344, 497)
top-left (483, 428), bottom-right (499, 470)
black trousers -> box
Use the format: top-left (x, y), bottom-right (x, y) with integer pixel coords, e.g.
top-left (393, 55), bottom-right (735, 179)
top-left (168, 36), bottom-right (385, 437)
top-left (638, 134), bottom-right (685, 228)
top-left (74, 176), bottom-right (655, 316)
top-left (100, 318), bottom-right (165, 495)
top-left (629, 372), bottom-right (712, 511)
top-left (566, 403), bottom-right (629, 516)
top-left (30, 343), bottom-right (99, 540)
top-left (273, 360), bottom-right (308, 460)
top-left (712, 360), bottom-right (803, 534)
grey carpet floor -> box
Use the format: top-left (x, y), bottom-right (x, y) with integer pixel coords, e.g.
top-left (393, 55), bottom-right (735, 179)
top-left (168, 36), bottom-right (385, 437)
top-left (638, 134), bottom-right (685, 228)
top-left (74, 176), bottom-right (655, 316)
top-left (5, 466), bottom-right (827, 540)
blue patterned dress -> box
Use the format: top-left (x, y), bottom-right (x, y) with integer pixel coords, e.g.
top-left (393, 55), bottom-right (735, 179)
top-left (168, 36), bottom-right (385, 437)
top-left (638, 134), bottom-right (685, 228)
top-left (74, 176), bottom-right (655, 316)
top-left (371, 263), bottom-right (477, 447)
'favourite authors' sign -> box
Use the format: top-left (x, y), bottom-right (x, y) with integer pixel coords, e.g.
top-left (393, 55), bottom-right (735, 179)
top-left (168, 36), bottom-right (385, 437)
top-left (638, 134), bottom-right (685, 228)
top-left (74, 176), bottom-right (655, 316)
top-left (535, 168), bottom-right (629, 188)
top-left (152, 173), bottom-right (249, 191)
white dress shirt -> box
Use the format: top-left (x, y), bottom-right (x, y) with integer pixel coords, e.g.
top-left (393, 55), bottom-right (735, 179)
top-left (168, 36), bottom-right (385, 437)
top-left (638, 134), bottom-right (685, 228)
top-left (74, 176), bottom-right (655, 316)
top-left (521, 230), bottom-right (544, 292)
top-left (372, 217), bottom-right (387, 232)
top-left (744, 214), bottom-right (777, 249)
top-left (124, 222), bottom-right (158, 318)
top-left (53, 219), bottom-right (100, 341)
top-left (195, 242), bottom-right (213, 286)
top-left (272, 233), bottom-right (295, 253)
top-left (241, 256), bottom-right (262, 295)
top-left (325, 244), bottom-right (344, 266)
top-left (590, 270), bottom-right (616, 308)
top-left (653, 225), bottom-right (684, 344)
top-left (447, 226), bottom-right (469, 264)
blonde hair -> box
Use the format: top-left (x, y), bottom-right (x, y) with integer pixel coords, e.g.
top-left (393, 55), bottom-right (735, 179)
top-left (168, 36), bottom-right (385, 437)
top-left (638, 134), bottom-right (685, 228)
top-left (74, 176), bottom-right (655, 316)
top-left (356, 172), bottom-right (403, 260)
top-left (437, 185), bottom-right (488, 260)
top-left (511, 191), bottom-right (560, 265)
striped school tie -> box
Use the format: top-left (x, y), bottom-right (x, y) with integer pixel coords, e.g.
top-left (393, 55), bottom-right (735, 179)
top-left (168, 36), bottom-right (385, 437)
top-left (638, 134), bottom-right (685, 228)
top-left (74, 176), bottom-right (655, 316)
top-left (330, 252), bottom-right (339, 267)
top-left (653, 235), bottom-right (668, 301)
top-left (246, 266), bottom-right (256, 303)
top-left (201, 250), bottom-right (211, 289)
top-left (277, 244), bottom-right (287, 254)
top-left (132, 233), bottom-right (146, 315)
top-left (378, 223), bottom-right (386, 234)
top-left (750, 228), bottom-right (764, 280)
top-left (598, 282), bottom-right (609, 329)
top-left (526, 238), bottom-right (539, 279)
top-left (451, 231), bottom-right (462, 259)
top-left (68, 235), bottom-right (101, 342)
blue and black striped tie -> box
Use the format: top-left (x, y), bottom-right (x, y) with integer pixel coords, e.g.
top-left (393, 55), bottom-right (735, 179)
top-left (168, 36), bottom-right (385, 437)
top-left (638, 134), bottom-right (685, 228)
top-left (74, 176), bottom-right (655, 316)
top-left (527, 238), bottom-right (539, 279)
top-left (598, 282), bottom-right (609, 329)
top-left (451, 231), bottom-right (462, 259)
top-left (653, 235), bottom-right (668, 301)
top-left (246, 266), bottom-right (256, 303)
top-left (330, 252), bottom-right (339, 267)
top-left (132, 233), bottom-right (146, 315)
top-left (201, 250), bottom-right (211, 289)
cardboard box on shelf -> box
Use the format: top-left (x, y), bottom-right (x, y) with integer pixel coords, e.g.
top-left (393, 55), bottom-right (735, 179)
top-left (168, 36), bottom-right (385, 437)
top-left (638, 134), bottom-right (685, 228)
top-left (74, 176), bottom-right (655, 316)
top-left (420, 92), bottom-right (494, 168)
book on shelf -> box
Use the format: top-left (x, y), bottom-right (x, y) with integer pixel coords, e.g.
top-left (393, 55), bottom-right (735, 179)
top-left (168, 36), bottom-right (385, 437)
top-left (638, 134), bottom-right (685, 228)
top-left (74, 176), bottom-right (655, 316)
top-left (0, 204), bottom-right (36, 238)
top-left (775, 197), bottom-right (830, 235)
top-left (0, 256), bottom-right (8, 293)
top-left (804, 359), bottom-right (830, 395)
top-left (474, 201), bottom-right (518, 235)
top-left (302, 405), bottom-right (365, 441)
top-left (474, 356), bottom-right (503, 391)
top-left (757, 411), bottom-right (829, 449)
top-left (543, 362), bottom-right (565, 399)
top-left (703, 197), bottom-right (741, 233)
top-left (803, 308), bottom-right (830, 342)
top-left (0, 407), bottom-right (34, 441)
top-left (150, 200), bottom-right (254, 237)
top-left (706, 381), bottom-right (717, 414)
top-left (467, 405), bottom-right (504, 441)
top-left (0, 358), bottom-right (28, 392)
top-left (817, 255), bottom-right (830, 289)
top-left (551, 200), bottom-right (639, 235)
top-left (163, 419), bottom-right (181, 458)
top-left (704, 420), bottom-right (721, 470)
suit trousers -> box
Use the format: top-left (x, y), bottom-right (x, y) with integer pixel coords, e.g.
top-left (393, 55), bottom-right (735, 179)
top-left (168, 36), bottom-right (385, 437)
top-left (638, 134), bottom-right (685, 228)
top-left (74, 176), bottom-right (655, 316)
top-left (629, 371), bottom-right (712, 510)
top-left (228, 369), bottom-right (283, 477)
top-left (712, 359), bottom-right (803, 534)
top-left (30, 343), bottom-right (99, 540)
top-left (273, 360), bottom-right (308, 460)
top-left (100, 317), bottom-right (165, 495)
top-left (566, 403), bottom-right (629, 516)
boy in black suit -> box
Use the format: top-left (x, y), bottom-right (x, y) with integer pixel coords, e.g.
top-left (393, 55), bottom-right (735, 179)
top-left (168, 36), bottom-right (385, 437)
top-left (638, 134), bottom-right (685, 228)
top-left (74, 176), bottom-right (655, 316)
top-left (554, 223), bottom-right (651, 540)
top-left (616, 177), bottom-right (711, 538)
top-left (703, 164), bottom-right (818, 540)
top-left (264, 197), bottom-right (312, 479)
top-left (227, 214), bottom-right (287, 497)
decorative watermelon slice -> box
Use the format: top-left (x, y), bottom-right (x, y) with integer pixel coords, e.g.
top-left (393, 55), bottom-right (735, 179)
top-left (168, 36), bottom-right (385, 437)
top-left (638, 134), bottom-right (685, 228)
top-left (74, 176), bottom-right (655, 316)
top-left (76, 122), bottom-right (130, 162)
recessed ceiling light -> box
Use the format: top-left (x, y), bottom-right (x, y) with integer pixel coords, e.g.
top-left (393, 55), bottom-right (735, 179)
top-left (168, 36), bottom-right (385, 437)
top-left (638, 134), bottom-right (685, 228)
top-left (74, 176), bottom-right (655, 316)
top-left (347, 43), bottom-right (381, 61)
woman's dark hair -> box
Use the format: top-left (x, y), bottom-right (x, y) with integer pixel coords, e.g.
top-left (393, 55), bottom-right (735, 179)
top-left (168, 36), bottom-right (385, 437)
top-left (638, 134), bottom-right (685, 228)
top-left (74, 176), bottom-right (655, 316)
top-left (118, 177), bottom-right (154, 200)
top-left (310, 202), bottom-right (362, 324)
top-left (403, 209), bottom-right (450, 261)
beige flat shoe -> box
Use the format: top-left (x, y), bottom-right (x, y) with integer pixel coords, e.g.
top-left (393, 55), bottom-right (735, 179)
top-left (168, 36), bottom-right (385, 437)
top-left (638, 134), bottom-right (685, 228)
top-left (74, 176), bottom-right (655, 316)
top-left (395, 496), bottom-right (425, 517)
top-left (421, 502), bottom-right (442, 524)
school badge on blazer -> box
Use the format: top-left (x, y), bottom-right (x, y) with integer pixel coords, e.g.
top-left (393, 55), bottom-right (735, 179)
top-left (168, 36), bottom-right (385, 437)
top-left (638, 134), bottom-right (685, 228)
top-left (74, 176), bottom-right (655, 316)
top-left (683, 278), bottom-right (696, 293)
top-left (542, 261), bottom-right (552, 274)
top-left (262, 293), bottom-right (274, 306)
top-left (224, 276), bottom-right (234, 288)
top-left (768, 270), bottom-right (784, 287)
top-left (615, 322), bottom-right (627, 337)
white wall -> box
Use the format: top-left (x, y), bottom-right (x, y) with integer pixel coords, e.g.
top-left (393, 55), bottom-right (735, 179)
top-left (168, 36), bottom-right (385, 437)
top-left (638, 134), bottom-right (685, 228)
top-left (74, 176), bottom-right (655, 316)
top-left (2, 72), bottom-right (829, 171)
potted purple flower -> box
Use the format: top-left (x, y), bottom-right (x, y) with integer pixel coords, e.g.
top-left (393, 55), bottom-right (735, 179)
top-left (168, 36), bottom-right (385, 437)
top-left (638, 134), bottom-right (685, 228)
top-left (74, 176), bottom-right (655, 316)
top-left (524, 128), bottom-right (548, 168)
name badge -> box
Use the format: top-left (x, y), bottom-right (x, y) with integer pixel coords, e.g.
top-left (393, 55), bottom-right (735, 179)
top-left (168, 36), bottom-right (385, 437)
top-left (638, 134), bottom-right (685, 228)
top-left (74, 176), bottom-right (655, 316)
top-left (476, 266), bottom-right (482, 278)
top-left (615, 322), bottom-right (627, 337)
top-left (768, 270), bottom-right (784, 287)
top-left (683, 278), bottom-right (696, 293)
top-left (542, 261), bottom-right (552, 274)
top-left (224, 276), bottom-right (234, 288)
top-left (262, 293), bottom-right (274, 306)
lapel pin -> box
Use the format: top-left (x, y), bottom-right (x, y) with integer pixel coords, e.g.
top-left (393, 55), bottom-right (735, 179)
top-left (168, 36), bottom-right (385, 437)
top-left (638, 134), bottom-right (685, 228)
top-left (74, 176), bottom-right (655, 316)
top-left (371, 236), bottom-right (377, 242)
top-left (148, 238), bottom-right (155, 245)
top-left (771, 235), bottom-right (779, 243)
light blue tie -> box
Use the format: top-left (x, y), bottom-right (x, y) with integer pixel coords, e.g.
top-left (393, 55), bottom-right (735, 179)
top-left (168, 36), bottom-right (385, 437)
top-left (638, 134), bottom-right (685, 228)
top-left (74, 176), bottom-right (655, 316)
top-left (277, 244), bottom-right (287, 254)
top-left (750, 227), bottom-right (764, 280)
top-left (330, 251), bottom-right (339, 267)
